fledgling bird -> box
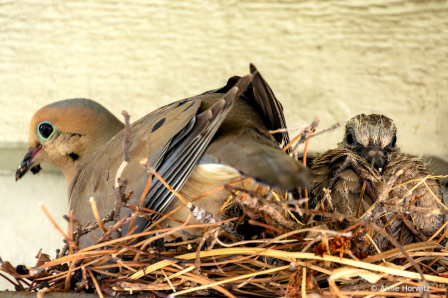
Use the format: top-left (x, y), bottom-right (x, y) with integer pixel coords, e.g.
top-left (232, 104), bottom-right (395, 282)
top-left (309, 114), bottom-right (445, 251)
top-left (16, 65), bottom-right (310, 248)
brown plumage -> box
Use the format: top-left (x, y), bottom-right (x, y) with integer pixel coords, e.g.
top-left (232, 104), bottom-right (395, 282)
top-left (310, 114), bottom-right (445, 251)
top-left (16, 65), bottom-right (310, 248)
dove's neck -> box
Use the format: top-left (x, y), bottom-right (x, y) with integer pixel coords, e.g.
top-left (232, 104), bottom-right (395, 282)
top-left (65, 126), bottom-right (124, 198)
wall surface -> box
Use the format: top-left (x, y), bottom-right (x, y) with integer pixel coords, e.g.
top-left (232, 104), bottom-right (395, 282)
top-left (1, 0), bottom-right (448, 290)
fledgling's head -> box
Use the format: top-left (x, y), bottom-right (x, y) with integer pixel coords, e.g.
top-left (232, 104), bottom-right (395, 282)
top-left (16, 98), bottom-right (124, 188)
top-left (340, 114), bottom-right (398, 172)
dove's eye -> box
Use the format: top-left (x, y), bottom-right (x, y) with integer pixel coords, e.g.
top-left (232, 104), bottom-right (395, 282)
top-left (37, 122), bottom-right (55, 140)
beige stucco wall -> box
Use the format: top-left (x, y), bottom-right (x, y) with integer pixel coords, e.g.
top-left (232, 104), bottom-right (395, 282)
top-left (1, 0), bottom-right (448, 290)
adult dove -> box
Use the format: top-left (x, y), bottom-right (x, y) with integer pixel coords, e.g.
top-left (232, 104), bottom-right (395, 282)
top-left (16, 65), bottom-right (310, 248)
top-left (309, 114), bottom-right (445, 252)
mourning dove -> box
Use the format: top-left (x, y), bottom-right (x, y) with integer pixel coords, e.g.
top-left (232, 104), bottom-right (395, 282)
top-left (16, 65), bottom-right (310, 248)
top-left (309, 114), bottom-right (445, 251)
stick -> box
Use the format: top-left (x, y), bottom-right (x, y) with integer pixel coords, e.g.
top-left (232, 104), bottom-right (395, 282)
top-left (39, 203), bottom-right (79, 250)
top-left (87, 268), bottom-right (105, 298)
top-left (113, 110), bottom-right (132, 226)
top-left (303, 128), bottom-right (314, 222)
top-left (121, 110), bottom-right (131, 162)
top-left (96, 215), bottom-right (133, 244)
top-left (140, 158), bottom-right (189, 205)
top-left (89, 198), bottom-right (108, 233)
top-left (356, 181), bottom-right (367, 218)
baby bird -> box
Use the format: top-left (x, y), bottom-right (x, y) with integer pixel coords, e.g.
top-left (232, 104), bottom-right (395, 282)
top-left (310, 114), bottom-right (445, 251)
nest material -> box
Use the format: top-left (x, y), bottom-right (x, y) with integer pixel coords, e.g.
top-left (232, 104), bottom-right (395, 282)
top-left (2, 120), bottom-right (448, 298)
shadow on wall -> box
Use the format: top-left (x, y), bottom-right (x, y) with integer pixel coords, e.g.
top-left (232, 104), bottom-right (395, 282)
top-left (430, 156), bottom-right (448, 204)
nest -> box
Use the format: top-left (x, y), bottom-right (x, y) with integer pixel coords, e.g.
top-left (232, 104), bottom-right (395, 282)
top-left (2, 118), bottom-right (448, 298)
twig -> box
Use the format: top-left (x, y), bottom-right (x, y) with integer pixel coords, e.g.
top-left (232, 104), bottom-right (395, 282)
top-left (372, 213), bottom-right (399, 240)
top-left (347, 157), bottom-right (393, 237)
top-left (141, 215), bottom-right (191, 249)
top-left (127, 205), bottom-right (197, 227)
top-left (237, 263), bottom-right (266, 289)
top-left (248, 220), bottom-right (306, 243)
top-left (301, 267), bottom-right (306, 298)
top-left (168, 265), bottom-right (290, 297)
top-left (0, 272), bottom-right (21, 289)
top-left (188, 203), bottom-right (239, 238)
top-left (306, 121), bottom-right (345, 141)
top-left (294, 207), bottom-right (430, 294)
top-left (377, 169), bottom-right (404, 203)
top-left (291, 117), bottom-right (320, 157)
top-left (327, 157), bottom-right (351, 190)
top-left (277, 283), bottom-right (291, 298)
top-left (87, 269), bottom-right (104, 298)
top-left (68, 210), bottom-right (74, 255)
top-left (64, 261), bottom-right (75, 291)
top-left (373, 194), bottom-right (418, 241)
top-left (121, 110), bottom-right (131, 162)
top-left (379, 202), bottom-right (448, 215)
top-left (89, 198), bottom-right (108, 233)
top-left (234, 190), bottom-right (301, 232)
top-left (140, 158), bottom-right (189, 205)
top-left (356, 181), bottom-right (367, 218)
top-left (291, 120), bottom-right (344, 155)
top-left (69, 210), bottom-right (115, 249)
top-left (39, 203), bottom-right (79, 250)
top-left (283, 133), bottom-right (302, 152)
top-left (113, 110), bottom-right (132, 227)
top-left (269, 124), bottom-right (309, 134)
top-left (96, 215), bottom-right (133, 244)
top-left (81, 266), bottom-right (88, 290)
top-left (166, 224), bottom-right (199, 240)
top-left (303, 126), bottom-right (315, 222)
top-left (216, 238), bottom-right (298, 247)
top-left (397, 213), bottom-right (427, 241)
top-left (138, 173), bottom-right (153, 207)
top-left (428, 220), bottom-right (448, 247)
top-left (195, 229), bottom-right (217, 274)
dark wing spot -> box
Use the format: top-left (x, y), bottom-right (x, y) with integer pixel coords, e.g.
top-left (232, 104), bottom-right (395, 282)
top-left (152, 118), bottom-right (166, 132)
top-left (69, 152), bottom-right (79, 161)
top-left (105, 171), bottom-right (109, 182)
top-left (93, 175), bottom-right (101, 192)
top-left (71, 133), bottom-right (82, 137)
top-left (178, 99), bottom-right (191, 107)
top-left (183, 101), bottom-right (196, 112)
top-left (164, 101), bottom-right (178, 108)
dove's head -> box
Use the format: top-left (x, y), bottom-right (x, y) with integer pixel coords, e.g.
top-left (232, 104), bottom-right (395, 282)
top-left (16, 98), bottom-right (124, 187)
top-left (341, 114), bottom-right (398, 173)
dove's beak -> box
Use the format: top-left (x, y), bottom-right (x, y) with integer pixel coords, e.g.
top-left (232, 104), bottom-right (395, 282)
top-left (15, 147), bottom-right (42, 181)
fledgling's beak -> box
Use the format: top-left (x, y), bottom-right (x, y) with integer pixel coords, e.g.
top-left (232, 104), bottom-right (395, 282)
top-left (15, 148), bottom-right (42, 181)
top-left (368, 149), bottom-right (386, 173)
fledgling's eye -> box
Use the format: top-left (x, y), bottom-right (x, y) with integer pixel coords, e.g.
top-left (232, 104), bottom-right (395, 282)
top-left (346, 130), bottom-right (354, 145)
top-left (390, 135), bottom-right (397, 147)
top-left (37, 122), bottom-right (55, 140)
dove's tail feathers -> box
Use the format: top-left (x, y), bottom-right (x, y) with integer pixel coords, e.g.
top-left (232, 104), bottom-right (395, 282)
top-left (249, 63), bottom-right (290, 150)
